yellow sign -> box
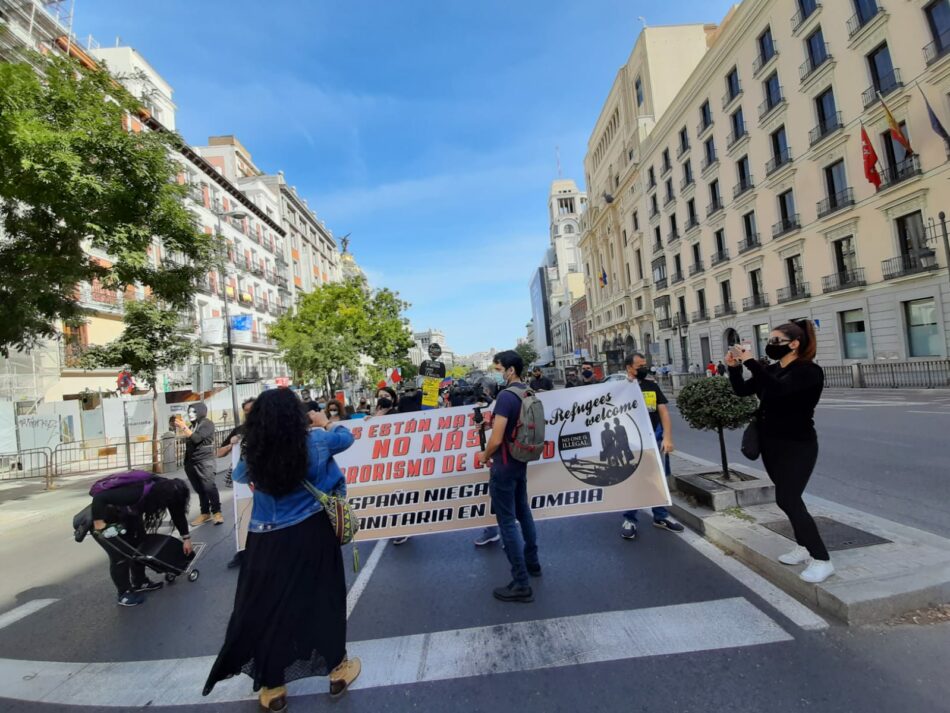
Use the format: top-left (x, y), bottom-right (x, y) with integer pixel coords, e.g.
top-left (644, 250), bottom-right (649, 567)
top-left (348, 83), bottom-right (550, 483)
top-left (422, 377), bottom-right (441, 408)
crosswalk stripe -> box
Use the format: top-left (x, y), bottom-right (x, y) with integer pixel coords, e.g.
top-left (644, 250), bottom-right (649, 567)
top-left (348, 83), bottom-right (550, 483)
top-left (0, 597), bottom-right (791, 707)
top-left (0, 600), bottom-right (58, 631)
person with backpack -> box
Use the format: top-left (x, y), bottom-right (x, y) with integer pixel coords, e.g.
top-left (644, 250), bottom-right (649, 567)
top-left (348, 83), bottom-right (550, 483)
top-left (474, 350), bottom-right (544, 603)
top-left (175, 402), bottom-right (223, 526)
top-left (80, 472), bottom-right (192, 607)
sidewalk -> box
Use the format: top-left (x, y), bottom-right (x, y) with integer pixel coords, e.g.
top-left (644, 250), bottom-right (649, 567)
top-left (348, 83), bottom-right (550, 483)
top-left (668, 452), bottom-right (950, 625)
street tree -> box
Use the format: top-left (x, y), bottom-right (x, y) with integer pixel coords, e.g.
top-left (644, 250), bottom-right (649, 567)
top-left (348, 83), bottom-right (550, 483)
top-left (514, 342), bottom-right (539, 367)
top-left (0, 55), bottom-right (213, 357)
top-left (79, 300), bottom-right (196, 471)
top-left (447, 365), bottom-right (468, 380)
top-left (270, 278), bottom-right (414, 388)
top-left (675, 376), bottom-right (758, 480)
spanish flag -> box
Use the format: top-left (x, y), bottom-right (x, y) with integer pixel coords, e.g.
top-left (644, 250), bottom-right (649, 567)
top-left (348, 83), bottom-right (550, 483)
top-left (879, 93), bottom-right (913, 155)
top-left (599, 268), bottom-right (608, 287)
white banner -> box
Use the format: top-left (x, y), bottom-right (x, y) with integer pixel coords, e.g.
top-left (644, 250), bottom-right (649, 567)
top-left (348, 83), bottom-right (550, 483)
top-left (235, 381), bottom-right (669, 543)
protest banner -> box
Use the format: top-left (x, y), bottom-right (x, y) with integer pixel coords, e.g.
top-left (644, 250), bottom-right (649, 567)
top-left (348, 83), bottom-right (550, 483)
top-left (234, 380), bottom-right (669, 544)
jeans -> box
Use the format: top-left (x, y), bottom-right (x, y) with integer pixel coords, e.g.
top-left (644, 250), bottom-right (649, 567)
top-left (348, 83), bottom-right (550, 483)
top-left (185, 459), bottom-right (221, 514)
top-left (624, 424), bottom-right (671, 524)
top-left (489, 461), bottom-right (538, 587)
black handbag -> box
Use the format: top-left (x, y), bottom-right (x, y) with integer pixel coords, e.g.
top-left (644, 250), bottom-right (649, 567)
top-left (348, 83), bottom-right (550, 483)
top-left (741, 418), bottom-right (760, 460)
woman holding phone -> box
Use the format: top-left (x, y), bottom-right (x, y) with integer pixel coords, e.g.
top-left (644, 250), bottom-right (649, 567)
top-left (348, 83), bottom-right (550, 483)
top-left (725, 320), bottom-right (833, 584)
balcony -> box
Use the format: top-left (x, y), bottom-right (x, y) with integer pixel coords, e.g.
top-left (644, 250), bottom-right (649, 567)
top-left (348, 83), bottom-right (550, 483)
top-left (697, 117), bottom-right (714, 136)
top-left (924, 30), bottom-right (950, 65)
top-left (847, 2), bottom-right (883, 39)
top-left (877, 155), bottom-right (922, 190)
top-left (673, 312), bottom-right (689, 328)
top-left (692, 309), bottom-right (710, 323)
top-left (862, 69), bottom-right (903, 109)
top-left (753, 43), bottom-right (779, 76)
top-left (791, 1), bottom-right (820, 33)
top-left (706, 199), bottom-right (724, 218)
top-left (816, 187), bottom-right (855, 218)
top-left (680, 174), bottom-right (695, 191)
top-left (821, 268), bottom-right (866, 293)
top-left (652, 241), bottom-right (664, 254)
top-left (733, 176), bottom-right (754, 199)
top-left (677, 142), bottom-right (691, 159)
top-left (671, 271), bottom-right (685, 285)
top-left (648, 177), bottom-right (657, 191)
top-left (743, 294), bottom-right (770, 311)
top-left (664, 192), bottom-right (676, 207)
top-left (758, 89), bottom-right (785, 120)
top-left (776, 282), bottom-right (811, 304)
top-left (772, 214), bottom-right (801, 239)
top-left (714, 302), bottom-right (736, 317)
top-left (90, 286), bottom-right (119, 306)
top-left (689, 260), bottom-right (705, 276)
top-left (275, 253), bottom-right (288, 267)
top-left (667, 230), bottom-right (681, 245)
top-left (766, 147), bottom-right (793, 176)
top-left (250, 263), bottom-right (264, 277)
top-left (685, 216), bottom-right (700, 233)
top-left (809, 111), bottom-right (844, 146)
top-left (658, 317), bottom-right (673, 330)
top-left (722, 82), bottom-right (743, 109)
top-left (738, 234), bottom-right (762, 255)
top-left (654, 277), bottom-right (669, 291)
top-left (711, 248), bottom-right (730, 266)
top-left (882, 252), bottom-right (940, 280)
top-left (649, 206), bottom-right (660, 219)
top-left (196, 276), bottom-right (216, 296)
top-left (701, 153), bottom-right (719, 172)
top-left (661, 162), bottom-right (673, 177)
top-left (799, 46), bottom-right (832, 82)
top-left (726, 127), bottom-right (748, 149)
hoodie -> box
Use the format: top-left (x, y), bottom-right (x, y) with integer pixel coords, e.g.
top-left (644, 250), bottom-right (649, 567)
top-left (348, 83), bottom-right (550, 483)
top-left (184, 403), bottom-right (216, 462)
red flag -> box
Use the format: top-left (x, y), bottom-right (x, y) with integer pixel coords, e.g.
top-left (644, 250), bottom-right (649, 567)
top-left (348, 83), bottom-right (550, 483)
top-left (861, 126), bottom-right (881, 189)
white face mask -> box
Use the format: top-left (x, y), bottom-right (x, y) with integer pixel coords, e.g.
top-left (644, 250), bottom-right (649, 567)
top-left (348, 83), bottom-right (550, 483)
top-left (187, 407), bottom-right (197, 422)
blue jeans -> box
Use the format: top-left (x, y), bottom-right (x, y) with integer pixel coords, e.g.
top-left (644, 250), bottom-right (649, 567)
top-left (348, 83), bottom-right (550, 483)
top-left (489, 461), bottom-right (538, 587)
top-left (624, 424), bottom-right (671, 524)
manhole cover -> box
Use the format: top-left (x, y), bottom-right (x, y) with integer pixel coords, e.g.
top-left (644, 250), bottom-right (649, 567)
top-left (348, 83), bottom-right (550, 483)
top-left (761, 517), bottom-right (891, 552)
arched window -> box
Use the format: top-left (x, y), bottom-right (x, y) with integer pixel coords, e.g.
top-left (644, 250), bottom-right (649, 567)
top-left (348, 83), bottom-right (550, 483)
top-left (564, 225), bottom-right (575, 234)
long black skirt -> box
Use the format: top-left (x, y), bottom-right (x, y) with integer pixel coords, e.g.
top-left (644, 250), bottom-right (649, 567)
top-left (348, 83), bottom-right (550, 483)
top-left (203, 511), bottom-right (347, 694)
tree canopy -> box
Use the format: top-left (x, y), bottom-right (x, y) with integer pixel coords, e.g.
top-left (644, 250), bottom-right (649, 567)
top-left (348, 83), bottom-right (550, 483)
top-left (269, 278), bottom-right (414, 386)
top-left (514, 342), bottom-right (539, 366)
top-left (0, 54), bottom-right (214, 356)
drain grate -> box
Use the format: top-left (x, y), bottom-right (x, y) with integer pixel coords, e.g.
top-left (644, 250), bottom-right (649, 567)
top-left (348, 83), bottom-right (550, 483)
top-left (762, 516), bottom-right (891, 552)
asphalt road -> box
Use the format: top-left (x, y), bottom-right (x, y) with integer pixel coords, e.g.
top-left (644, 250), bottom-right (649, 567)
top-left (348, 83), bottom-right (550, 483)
top-left (667, 388), bottom-right (950, 539)
top-left (0, 476), bottom-right (948, 712)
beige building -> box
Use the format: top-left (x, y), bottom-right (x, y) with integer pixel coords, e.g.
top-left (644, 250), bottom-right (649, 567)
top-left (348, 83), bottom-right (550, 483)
top-left (580, 0), bottom-right (950, 374)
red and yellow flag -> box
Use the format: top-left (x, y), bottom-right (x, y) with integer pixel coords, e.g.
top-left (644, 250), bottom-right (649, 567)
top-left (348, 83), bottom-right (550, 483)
top-left (879, 95), bottom-right (913, 155)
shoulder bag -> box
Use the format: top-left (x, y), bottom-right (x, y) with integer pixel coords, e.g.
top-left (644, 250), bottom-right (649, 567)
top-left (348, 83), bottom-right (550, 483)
top-left (740, 411), bottom-right (761, 460)
top-left (302, 480), bottom-right (361, 571)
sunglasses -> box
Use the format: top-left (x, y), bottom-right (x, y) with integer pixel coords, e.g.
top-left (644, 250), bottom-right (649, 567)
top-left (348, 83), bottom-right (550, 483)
top-left (767, 337), bottom-right (792, 345)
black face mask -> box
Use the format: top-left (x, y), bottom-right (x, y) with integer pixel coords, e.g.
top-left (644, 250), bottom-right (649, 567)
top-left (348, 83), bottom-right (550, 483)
top-left (765, 343), bottom-right (792, 360)
top-left (635, 367), bottom-right (650, 380)
top-left (377, 398), bottom-right (393, 410)
top-left (582, 370), bottom-right (593, 379)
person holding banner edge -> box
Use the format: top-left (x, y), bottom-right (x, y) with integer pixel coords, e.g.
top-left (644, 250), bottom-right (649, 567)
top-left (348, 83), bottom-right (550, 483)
top-left (620, 353), bottom-right (684, 539)
top-left (475, 350), bottom-right (541, 603)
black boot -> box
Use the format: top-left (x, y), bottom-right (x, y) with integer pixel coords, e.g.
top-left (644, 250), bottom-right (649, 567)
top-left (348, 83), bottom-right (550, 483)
top-left (493, 581), bottom-right (533, 602)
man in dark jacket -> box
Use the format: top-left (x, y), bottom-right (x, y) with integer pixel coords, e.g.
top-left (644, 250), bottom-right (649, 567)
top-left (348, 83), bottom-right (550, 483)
top-left (176, 402), bottom-right (222, 526)
top-left (528, 368), bottom-right (554, 392)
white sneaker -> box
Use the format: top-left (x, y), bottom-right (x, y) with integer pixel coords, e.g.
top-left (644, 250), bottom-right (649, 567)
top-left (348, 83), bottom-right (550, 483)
top-left (778, 546), bottom-right (810, 565)
top-left (800, 559), bottom-right (835, 583)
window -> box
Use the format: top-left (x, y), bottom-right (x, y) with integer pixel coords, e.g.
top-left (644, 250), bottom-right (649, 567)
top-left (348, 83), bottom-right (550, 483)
top-left (785, 254), bottom-right (804, 288)
top-left (720, 280), bottom-right (732, 304)
top-left (840, 309), bottom-right (869, 359)
top-left (726, 67), bottom-right (741, 101)
top-left (683, 160), bottom-right (693, 185)
top-left (730, 107), bottom-right (746, 142)
top-left (823, 160), bottom-right (849, 205)
top-left (665, 179), bottom-right (674, 202)
top-left (700, 100), bottom-right (713, 129)
top-left (833, 236), bottom-right (857, 273)
top-left (806, 27), bottom-right (828, 72)
top-left (625, 262), bottom-right (631, 284)
top-left (697, 288), bottom-right (707, 313)
top-left (654, 226), bottom-right (662, 246)
top-left (622, 229), bottom-right (628, 246)
top-left (880, 120), bottom-right (912, 179)
top-left (763, 72), bottom-right (782, 111)
top-left (778, 189), bottom-right (796, 223)
top-left (679, 127), bottom-right (690, 154)
top-left (709, 179), bottom-right (721, 206)
top-left (692, 242), bottom-right (702, 264)
top-left (754, 323), bottom-right (770, 358)
top-left (896, 211), bottom-right (927, 257)
top-left (636, 296), bottom-right (643, 311)
top-left (853, 0), bottom-right (881, 27)
top-left (815, 87), bottom-right (838, 130)
top-left (758, 27), bottom-right (776, 65)
top-left (750, 268), bottom-right (764, 297)
top-left (714, 229), bottom-right (727, 259)
top-left (648, 166), bottom-right (656, 188)
top-left (635, 249), bottom-right (643, 279)
top-left (770, 125), bottom-right (790, 168)
top-left (558, 197), bottom-right (576, 215)
top-left (564, 224), bottom-right (575, 234)
top-left (687, 199), bottom-right (698, 225)
top-left (662, 149), bottom-right (672, 172)
top-left (669, 214), bottom-right (679, 237)
top-left (651, 194), bottom-right (659, 215)
top-left (742, 210), bottom-right (757, 240)
top-left (633, 210), bottom-right (640, 231)
top-left (737, 156), bottom-right (752, 187)
top-left (925, 0), bottom-right (950, 62)
top-left (635, 76), bottom-right (644, 106)
top-left (867, 43), bottom-right (898, 97)
top-left (905, 298), bottom-right (940, 356)
top-left (652, 258), bottom-right (668, 282)
top-left (704, 137), bottom-right (717, 167)
top-left (673, 254), bottom-right (683, 276)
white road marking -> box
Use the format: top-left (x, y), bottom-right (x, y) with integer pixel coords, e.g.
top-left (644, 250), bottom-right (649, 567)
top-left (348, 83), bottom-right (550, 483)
top-left (680, 529), bottom-right (828, 631)
top-left (0, 597), bottom-right (791, 707)
top-left (346, 539), bottom-right (387, 619)
top-left (0, 600), bottom-right (58, 631)
top-left (906, 410), bottom-right (950, 415)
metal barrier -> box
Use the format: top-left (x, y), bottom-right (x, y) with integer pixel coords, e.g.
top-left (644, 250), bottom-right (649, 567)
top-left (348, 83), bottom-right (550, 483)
top-left (0, 447), bottom-right (53, 485)
top-left (859, 360), bottom-right (950, 388)
top-left (174, 426), bottom-right (235, 468)
top-left (52, 438), bottom-right (161, 477)
top-left (823, 365), bottom-right (854, 389)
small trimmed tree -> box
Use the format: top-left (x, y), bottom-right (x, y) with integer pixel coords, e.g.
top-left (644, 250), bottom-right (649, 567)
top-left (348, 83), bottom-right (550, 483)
top-left (675, 376), bottom-right (758, 480)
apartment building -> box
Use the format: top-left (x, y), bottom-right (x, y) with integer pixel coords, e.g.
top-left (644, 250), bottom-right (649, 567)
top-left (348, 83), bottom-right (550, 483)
top-left (581, 0), bottom-right (950, 371)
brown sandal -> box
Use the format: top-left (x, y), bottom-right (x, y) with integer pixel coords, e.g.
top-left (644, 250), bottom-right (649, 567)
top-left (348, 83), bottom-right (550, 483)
top-left (258, 686), bottom-right (287, 711)
top-left (329, 657), bottom-right (361, 698)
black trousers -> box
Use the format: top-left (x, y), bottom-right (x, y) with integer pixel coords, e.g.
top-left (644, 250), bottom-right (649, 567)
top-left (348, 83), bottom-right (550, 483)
top-left (760, 435), bottom-right (829, 561)
top-left (185, 459), bottom-right (221, 514)
top-left (96, 520), bottom-right (147, 595)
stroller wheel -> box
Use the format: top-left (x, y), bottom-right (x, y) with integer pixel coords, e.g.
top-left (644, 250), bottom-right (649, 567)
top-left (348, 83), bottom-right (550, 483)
top-left (165, 573), bottom-right (176, 584)
top-left (188, 569), bottom-right (200, 582)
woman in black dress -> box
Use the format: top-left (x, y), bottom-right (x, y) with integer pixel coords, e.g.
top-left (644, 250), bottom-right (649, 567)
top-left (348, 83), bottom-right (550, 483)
top-left (726, 319), bottom-right (834, 584)
top-left (203, 388), bottom-right (360, 711)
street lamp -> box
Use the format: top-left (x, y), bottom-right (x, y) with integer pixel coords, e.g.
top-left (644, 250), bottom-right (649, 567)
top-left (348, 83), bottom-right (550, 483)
top-left (214, 207), bottom-right (247, 428)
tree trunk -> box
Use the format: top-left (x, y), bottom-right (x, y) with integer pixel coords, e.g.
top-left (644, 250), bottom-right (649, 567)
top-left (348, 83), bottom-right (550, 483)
top-left (718, 426), bottom-right (731, 481)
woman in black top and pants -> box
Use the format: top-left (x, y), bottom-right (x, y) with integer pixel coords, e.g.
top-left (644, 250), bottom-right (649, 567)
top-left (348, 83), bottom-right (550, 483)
top-left (726, 319), bottom-right (834, 584)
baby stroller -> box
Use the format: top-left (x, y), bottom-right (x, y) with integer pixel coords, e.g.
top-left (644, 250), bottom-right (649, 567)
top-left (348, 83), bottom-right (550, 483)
top-left (93, 530), bottom-right (203, 584)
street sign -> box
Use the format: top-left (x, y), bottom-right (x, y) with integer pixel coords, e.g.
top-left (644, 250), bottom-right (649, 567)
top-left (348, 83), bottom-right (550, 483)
top-left (428, 342), bottom-right (443, 359)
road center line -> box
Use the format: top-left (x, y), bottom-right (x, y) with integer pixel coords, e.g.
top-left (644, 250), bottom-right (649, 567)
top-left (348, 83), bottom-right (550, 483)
top-left (0, 600), bottom-right (58, 631)
top-left (906, 410), bottom-right (950, 415)
top-left (346, 539), bottom-right (387, 619)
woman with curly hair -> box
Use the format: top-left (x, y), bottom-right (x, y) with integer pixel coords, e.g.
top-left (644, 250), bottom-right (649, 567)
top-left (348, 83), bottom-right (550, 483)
top-left (203, 388), bottom-right (361, 711)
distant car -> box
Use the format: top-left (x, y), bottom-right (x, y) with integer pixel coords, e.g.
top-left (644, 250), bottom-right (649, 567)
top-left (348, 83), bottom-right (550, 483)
top-left (605, 372), bottom-right (628, 382)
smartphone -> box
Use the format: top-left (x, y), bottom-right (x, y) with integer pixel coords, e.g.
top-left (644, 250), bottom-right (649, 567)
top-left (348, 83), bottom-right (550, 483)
top-left (741, 341), bottom-right (753, 354)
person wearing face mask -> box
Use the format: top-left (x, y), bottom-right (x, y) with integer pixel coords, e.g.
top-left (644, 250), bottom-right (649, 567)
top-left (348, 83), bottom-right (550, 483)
top-left (325, 400), bottom-right (344, 423)
top-left (175, 402), bottom-right (223, 527)
top-left (579, 361), bottom-right (599, 386)
top-left (726, 320), bottom-right (832, 584)
top-left (374, 387), bottom-right (398, 417)
top-left (619, 353), bottom-right (684, 539)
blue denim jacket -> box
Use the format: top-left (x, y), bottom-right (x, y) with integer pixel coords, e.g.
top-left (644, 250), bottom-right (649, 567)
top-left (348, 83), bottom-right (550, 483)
top-left (233, 425), bottom-right (353, 533)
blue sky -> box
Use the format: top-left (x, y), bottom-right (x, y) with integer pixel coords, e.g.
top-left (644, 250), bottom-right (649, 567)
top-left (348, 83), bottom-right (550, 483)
top-left (76, 0), bottom-right (736, 355)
